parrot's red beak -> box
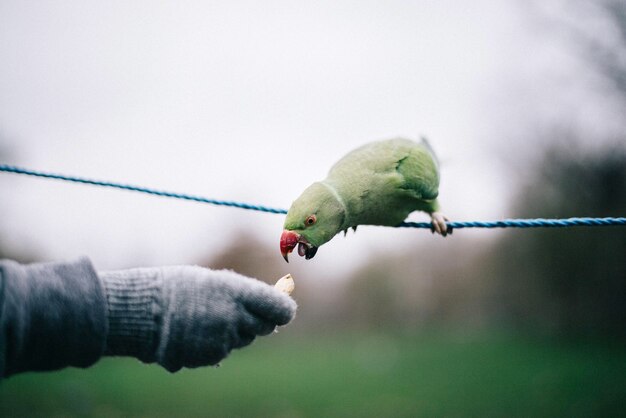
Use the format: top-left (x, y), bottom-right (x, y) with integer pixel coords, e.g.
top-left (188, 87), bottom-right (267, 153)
top-left (280, 230), bottom-right (319, 262)
top-left (280, 230), bottom-right (300, 262)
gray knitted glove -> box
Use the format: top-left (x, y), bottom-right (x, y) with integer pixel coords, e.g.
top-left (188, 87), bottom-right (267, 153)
top-left (99, 266), bottom-right (297, 372)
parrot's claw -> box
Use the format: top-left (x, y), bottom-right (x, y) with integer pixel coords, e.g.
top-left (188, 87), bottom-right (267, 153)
top-left (344, 226), bottom-right (357, 237)
top-left (430, 212), bottom-right (452, 237)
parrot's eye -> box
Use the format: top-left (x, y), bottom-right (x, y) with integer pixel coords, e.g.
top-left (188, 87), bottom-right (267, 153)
top-left (305, 215), bottom-right (317, 226)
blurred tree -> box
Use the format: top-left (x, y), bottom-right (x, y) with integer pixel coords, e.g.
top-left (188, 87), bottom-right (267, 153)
top-left (489, 144), bottom-right (626, 339)
top-left (583, 0), bottom-right (626, 101)
top-left (486, 0), bottom-right (626, 340)
top-left (536, 0), bottom-right (626, 104)
top-left (335, 257), bottom-right (405, 330)
top-left (336, 238), bottom-right (491, 332)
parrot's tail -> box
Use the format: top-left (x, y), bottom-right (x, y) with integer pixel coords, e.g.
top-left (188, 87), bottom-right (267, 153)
top-left (419, 136), bottom-right (440, 167)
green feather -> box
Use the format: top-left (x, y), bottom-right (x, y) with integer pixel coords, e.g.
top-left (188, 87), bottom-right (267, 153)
top-left (284, 137), bottom-right (441, 248)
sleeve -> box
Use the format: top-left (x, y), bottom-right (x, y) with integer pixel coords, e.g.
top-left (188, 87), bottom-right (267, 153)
top-left (0, 257), bottom-right (108, 379)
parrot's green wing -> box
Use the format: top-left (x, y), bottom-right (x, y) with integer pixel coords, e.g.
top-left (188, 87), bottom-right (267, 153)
top-left (324, 137), bottom-right (441, 226)
top-left (327, 137), bottom-right (440, 201)
top-left (394, 137), bottom-right (440, 201)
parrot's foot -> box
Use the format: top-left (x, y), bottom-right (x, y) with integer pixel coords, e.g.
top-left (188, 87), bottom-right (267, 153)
top-left (430, 212), bottom-right (452, 237)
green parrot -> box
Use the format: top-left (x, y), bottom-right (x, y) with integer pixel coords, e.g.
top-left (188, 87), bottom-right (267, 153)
top-left (280, 137), bottom-right (451, 261)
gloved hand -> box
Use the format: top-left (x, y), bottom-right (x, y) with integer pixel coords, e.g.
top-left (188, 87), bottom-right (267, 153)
top-left (99, 266), bottom-right (297, 372)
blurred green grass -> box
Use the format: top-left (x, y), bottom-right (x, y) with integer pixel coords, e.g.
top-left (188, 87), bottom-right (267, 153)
top-left (1, 332), bottom-right (625, 417)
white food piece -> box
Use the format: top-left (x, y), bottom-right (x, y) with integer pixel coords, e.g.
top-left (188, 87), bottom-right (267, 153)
top-left (274, 274), bottom-right (295, 295)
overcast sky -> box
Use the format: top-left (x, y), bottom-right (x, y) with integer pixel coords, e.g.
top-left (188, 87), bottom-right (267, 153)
top-left (0, 0), bottom-right (623, 273)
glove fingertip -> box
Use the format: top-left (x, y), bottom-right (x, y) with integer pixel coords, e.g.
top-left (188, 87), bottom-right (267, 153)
top-left (271, 292), bottom-right (298, 326)
top-left (246, 287), bottom-right (298, 326)
top-left (214, 269), bottom-right (298, 325)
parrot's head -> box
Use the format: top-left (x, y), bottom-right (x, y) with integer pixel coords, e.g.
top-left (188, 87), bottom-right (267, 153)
top-left (280, 182), bottom-right (346, 262)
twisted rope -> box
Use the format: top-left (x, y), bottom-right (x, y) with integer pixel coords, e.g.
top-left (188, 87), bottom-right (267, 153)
top-left (0, 164), bottom-right (286, 214)
top-left (397, 218), bottom-right (626, 229)
top-left (1, 164), bottom-right (625, 229)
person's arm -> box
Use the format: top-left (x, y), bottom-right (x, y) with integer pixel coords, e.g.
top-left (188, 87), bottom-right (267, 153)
top-left (0, 258), bottom-right (297, 379)
top-left (0, 257), bottom-right (107, 378)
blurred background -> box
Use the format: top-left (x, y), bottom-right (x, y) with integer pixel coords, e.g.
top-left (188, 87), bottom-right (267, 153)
top-left (1, 0), bottom-right (625, 416)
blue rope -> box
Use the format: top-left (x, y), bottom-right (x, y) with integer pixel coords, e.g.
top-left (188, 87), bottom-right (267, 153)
top-left (397, 218), bottom-right (626, 229)
top-left (1, 164), bottom-right (625, 229)
top-left (0, 164), bottom-right (287, 214)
